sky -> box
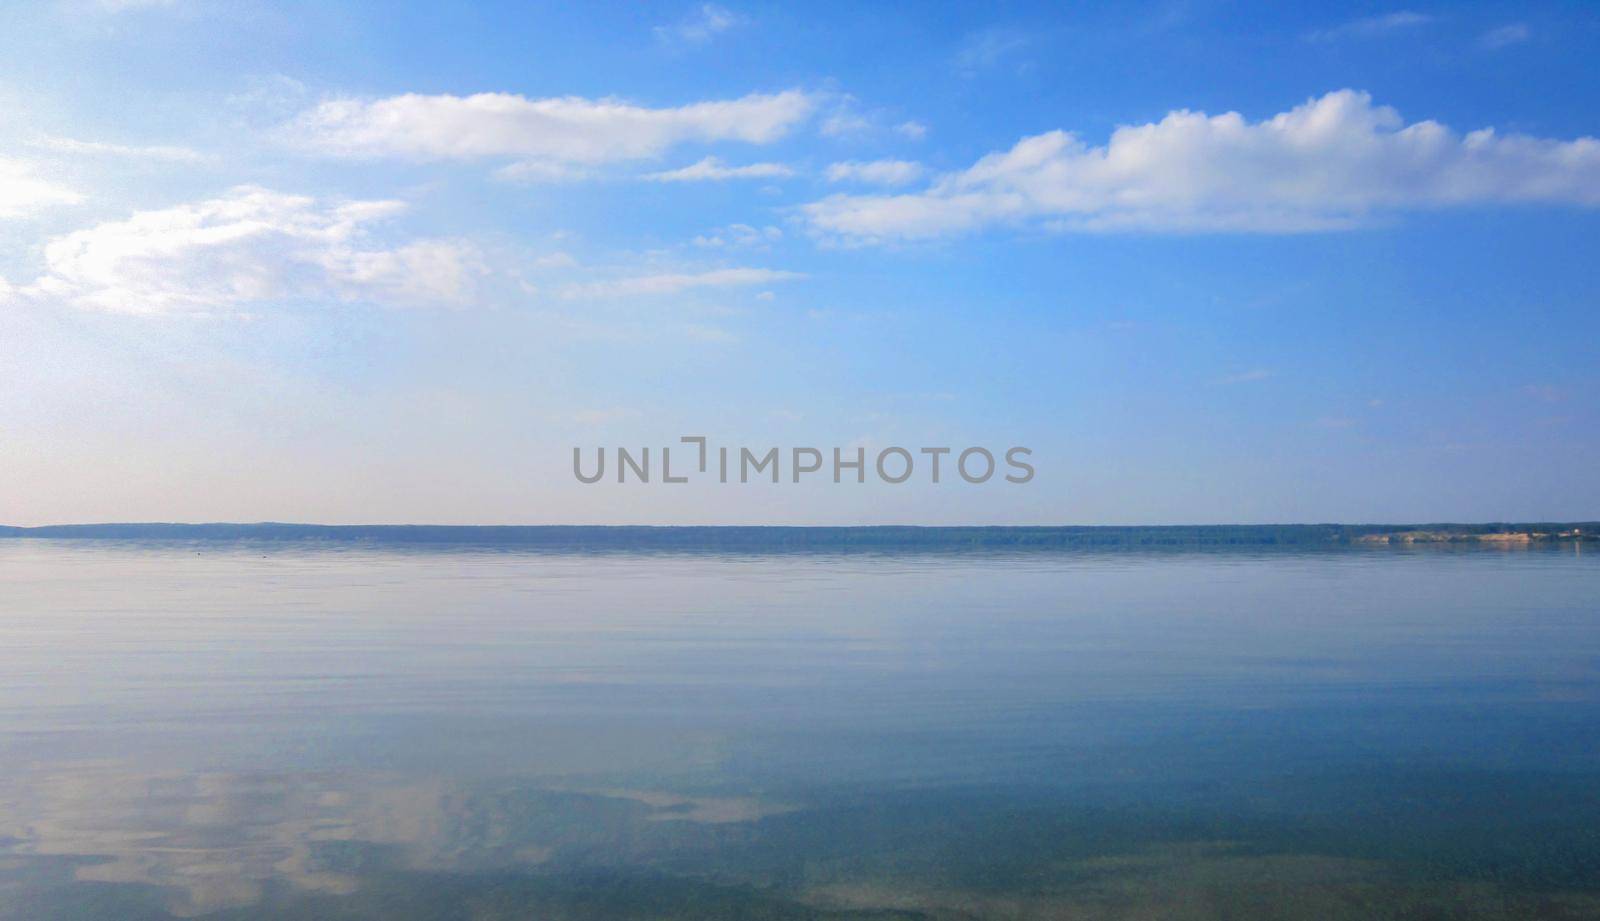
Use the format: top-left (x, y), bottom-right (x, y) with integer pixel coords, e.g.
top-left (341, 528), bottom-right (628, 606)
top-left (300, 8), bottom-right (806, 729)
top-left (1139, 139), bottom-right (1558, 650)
top-left (1, 0), bottom-right (1598, 526)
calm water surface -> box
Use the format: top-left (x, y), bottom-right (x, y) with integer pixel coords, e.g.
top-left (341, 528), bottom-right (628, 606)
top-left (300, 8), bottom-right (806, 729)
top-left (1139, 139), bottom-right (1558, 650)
top-left (0, 541), bottom-right (1597, 919)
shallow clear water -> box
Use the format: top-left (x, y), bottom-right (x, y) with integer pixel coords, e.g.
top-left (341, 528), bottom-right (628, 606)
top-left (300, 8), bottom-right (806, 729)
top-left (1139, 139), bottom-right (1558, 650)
top-left (0, 540), bottom-right (1597, 919)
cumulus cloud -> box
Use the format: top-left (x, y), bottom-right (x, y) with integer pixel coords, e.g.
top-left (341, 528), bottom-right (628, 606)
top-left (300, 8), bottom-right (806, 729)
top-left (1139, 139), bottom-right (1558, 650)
top-left (14, 186), bottom-right (483, 315)
top-left (826, 159), bottom-right (926, 186)
top-left (285, 90), bottom-right (814, 176)
top-left (560, 267), bottom-right (802, 298)
top-left (802, 90), bottom-right (1600, 242)
top-left (0, 159), bottom-right (84, 218)
top-left (645, 156), bottom-right (794, 182)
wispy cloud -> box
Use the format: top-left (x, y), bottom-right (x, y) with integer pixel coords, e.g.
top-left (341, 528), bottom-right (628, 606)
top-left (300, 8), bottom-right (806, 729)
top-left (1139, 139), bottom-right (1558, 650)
top-left (815, 95), bottom-right (925, 141)
top-left (1219, 369), bottom-right (1276, 385)
top-left (11, 186), bottom-right (483, 315)
top-left (654, 4), bottom-right (743, 46)
top-left (954, 27), bottom-right (1031, 74)
top-left (493, 161), bottom-right (593, 184)
top-left (692, 223), bottom-right (783, 248)
top-left (94, 0), bottom-right (178, 10)
top-left (531, 251), bottom-right (578, 269)
top-left (284, 89), bottom-right (815, 176)
top-left (820, 111), bottom-right (873, 138)
top-left (684, 323), bottom-right (738, 343)
top-left (1306, 11), bottom-right (1433, 42)
top-left (644, 157), bottom-right (794, 182)
top-left (803, 90), bottom-right (1600, 242)
top-left (1480, 22), bottom-right (1530, 49)
top-left (826, 159), bottom-right (926, 186)
top-left (0, 159), bottom-right (83, 219)
top-left (560, 267), bottom-right (803, 299)
top-left (567, 407), bottom-right (642, 426)
top-left (895, 121), bottom-right (929, 141)
top-left (32, 134), bottom-right (204, 162)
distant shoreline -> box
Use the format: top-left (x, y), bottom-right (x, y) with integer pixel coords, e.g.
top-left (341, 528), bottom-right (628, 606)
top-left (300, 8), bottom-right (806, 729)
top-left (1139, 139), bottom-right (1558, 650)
top-left (0, 522), bottom-right (1593, 550)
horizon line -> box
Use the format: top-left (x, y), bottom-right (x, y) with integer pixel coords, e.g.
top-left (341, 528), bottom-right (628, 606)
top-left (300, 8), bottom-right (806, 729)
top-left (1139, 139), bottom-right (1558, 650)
top-left (3, 520), bottom-right (1598, 530)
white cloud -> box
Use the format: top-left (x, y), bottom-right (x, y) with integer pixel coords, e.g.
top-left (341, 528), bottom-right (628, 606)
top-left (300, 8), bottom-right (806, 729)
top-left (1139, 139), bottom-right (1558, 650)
top-left (815, 95), bottom-right (921, 140)
top-left (820, 111), bottom-right (874, 138)
top-left (692, 223), bottom-right (782, 248)
top-left (15, 186), bottom-right (483, 316)
top-left (802, 90), bottom-right (1600, 242)
top-left (954, 27), bottom-right (1030, 74)
top-left (225, 74), bottom-right (311, 121)
top-left (1306, 11), bottom-right (1432, 42)
top-left (1219, 369), bottom-right (1275, 385)
top-left (33, 134), bottom-right (204, 162)
top-left (285, 90), bottom-right (814, 175)
top-left (826, 159), bottom-right (926, 186)
top-left (492, 160), bottom-right (593, 184)
top-left (95, 0), bottom-right (177, 10)
top-left (0, 159), bottom-right (83, 218)
top-left (644, 156), bottom-right (794, 182)
top-left (532, 251), bottom-right (578, 269)
top-left (560, 267), bottom-right (802, 298)
top-left (895, 121), bottom-right (929, 141)
top-left (684, 323), bottom-right (738, 343)
top-left (654, 4), bottom-right (743, 45)
top-left (1480, 23), bottom-right (1530, 49)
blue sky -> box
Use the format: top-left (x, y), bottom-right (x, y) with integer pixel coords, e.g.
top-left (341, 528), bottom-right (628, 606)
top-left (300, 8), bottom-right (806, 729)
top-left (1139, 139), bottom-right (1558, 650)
top-left (1, 0), bottom-right (1597, 525)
